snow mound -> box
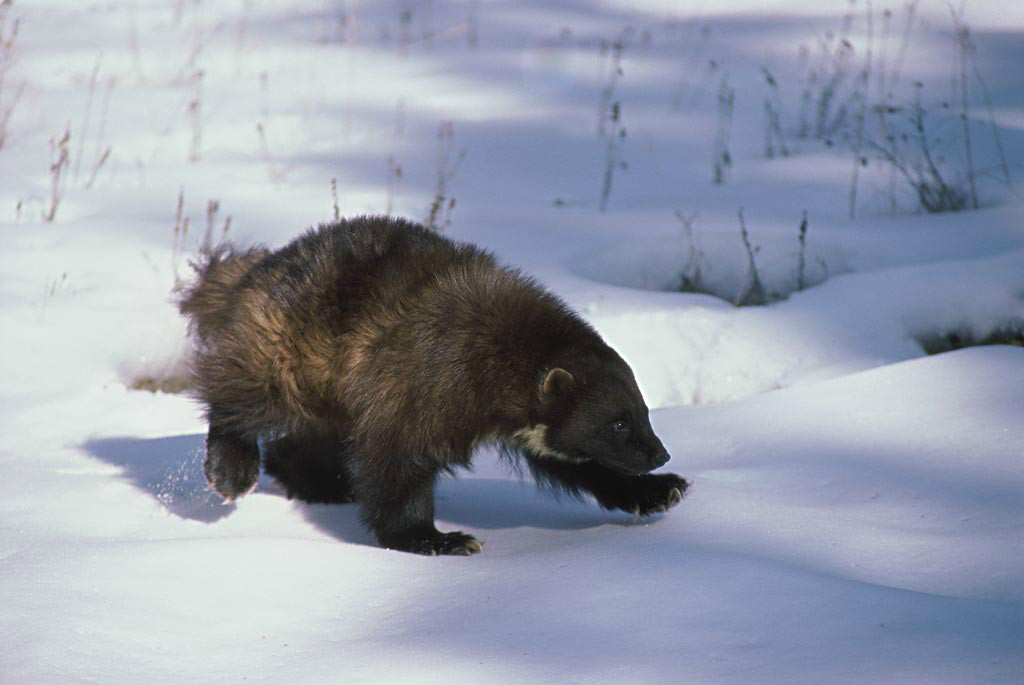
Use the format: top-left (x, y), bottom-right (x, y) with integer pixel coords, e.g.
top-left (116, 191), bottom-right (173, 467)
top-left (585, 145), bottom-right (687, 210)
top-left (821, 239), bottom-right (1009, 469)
top-left (2, 349), bottom-right (1020, 685)
top-left (569, 242), bottom-right (1024, 408)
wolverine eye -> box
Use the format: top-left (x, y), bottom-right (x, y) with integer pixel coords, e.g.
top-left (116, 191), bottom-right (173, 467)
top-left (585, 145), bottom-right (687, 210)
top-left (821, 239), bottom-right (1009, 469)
top-left (611, 420), bottom-right (629, 434)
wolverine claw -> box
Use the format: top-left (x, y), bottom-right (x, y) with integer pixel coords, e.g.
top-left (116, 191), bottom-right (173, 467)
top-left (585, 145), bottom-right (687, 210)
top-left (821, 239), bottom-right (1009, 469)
top-left (626, 474), bottom-right (690, 517)
top-left (667, 486), bottom-right (683, 507)
top-left (648, 487), bottom-right (681, 514)
top-left (451, 538), bottom-right (483, 556)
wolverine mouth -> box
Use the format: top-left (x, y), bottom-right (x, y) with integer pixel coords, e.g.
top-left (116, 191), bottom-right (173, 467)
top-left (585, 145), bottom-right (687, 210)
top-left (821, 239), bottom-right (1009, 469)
top-left (619, 463), bottom-right (656, 475)
top-left (590, 456), bottom-right (650, 476)
top-left (595, 450), bottom-right (670, 475)
top-left (650, 450), bottom-right (671, 470)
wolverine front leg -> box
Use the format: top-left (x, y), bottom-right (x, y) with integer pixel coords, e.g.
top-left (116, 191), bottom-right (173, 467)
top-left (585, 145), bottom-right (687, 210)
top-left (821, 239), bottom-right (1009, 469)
top-left (524, 454), bottom-right (689, 516)
top-left (204, 411), bottom-right (260, 502)
top-left (353, 458), bottom-right (481, 556)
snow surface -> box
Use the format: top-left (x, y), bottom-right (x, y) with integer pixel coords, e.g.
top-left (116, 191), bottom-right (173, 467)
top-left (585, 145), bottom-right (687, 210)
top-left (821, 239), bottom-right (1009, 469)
top-left (2, 1), bottom-right (1023, 683)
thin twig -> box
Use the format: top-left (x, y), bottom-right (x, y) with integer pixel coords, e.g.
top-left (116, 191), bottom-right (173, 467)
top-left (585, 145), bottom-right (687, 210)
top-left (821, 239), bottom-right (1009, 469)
top-left (796, 211), bottom-right (809, 291)
top-left (849, 1), bottom-right (874, 219)
top-left (950, 4), bottom-right (978, 209)
top-left (674, 210), bottom-right (703, 292)
top-left (734, 208), bottom-right (766, 307)
top-left (45, 129), bottom-right (71, 222)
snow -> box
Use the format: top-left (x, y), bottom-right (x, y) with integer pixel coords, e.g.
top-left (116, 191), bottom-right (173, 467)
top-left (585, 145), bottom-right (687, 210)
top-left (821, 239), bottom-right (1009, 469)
top-left (2, 0), bottom-right (1023, 683)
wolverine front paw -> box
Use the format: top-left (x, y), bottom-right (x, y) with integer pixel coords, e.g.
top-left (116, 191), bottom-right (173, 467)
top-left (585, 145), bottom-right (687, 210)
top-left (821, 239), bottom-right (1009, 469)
top-left (609, 473), bottom-right (690, 517)
top-left (380, 528), bottom-right (483, 556)
top-left (204, 447), bottom-right (260, 503)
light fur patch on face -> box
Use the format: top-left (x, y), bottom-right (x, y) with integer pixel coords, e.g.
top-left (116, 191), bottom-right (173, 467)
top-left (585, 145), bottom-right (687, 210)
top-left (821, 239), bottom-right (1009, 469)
top-left (511, 424), bottom-right (587, 463)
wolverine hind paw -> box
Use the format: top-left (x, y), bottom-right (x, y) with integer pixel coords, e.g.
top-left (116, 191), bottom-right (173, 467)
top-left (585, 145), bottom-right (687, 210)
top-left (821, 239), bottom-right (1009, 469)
top-left (416, 531), bottom-right (482, 556)
top-left (382, 529), bottom-right (483, 556)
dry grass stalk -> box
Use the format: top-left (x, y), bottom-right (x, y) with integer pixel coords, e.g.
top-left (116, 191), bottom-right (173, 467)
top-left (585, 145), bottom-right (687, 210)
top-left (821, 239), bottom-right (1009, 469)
top-left (674, 210), bottom-right (704, 294)
top-left (172, 188), bottom-right (188, 288)
top-left (597, 30), bottom-right (631, 136)
top-left (0, 0), bottom-right (22, 149)
top-left (599, 100), bottom-right (626, 212)
top-left (256, 122), bottom-right (285, 183)
top-left (188, 69), bottom-right (204, 162)
top-left (712, 74), bottom-right (734, 184)
top-left (734, 208), bottom-right (766, 307)
top-left (425, 120), bottom-right (463, 231)
top-left (45, 129), bottom-right (71, 222)
top-left (848, 0), bottom-right (874, 219)
top-left (84, 147), bottom-right (112, 189)
top-left (201, 200), bottom-right (219, 255)
top-left (761, 66), bottom-right (789, 159)
top-left (386, 156), bottom-right (402, 216)
top-left (796, 211), bottom-right (809, 291)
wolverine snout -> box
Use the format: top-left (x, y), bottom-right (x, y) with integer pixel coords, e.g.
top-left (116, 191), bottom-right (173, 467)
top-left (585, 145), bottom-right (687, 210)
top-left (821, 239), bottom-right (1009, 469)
top-left (649, 450), bottom-right (671, 469)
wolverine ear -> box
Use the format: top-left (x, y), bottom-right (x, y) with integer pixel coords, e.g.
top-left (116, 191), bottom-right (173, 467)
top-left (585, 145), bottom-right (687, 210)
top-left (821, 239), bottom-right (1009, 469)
top-left (541, 367), bottom-right (575, 401)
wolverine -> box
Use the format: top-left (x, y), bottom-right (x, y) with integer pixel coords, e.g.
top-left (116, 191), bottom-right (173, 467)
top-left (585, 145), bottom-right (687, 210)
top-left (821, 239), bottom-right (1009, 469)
top-left (179, 215), bottom-right (689, 555)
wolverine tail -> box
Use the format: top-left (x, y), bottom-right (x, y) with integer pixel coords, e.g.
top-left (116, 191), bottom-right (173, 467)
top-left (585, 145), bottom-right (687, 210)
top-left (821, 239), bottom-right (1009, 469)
top-left (178, 245), bottom-right (268, 342)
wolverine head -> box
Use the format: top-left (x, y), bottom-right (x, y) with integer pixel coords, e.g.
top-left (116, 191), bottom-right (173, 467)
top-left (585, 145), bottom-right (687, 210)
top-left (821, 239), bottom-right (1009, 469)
top-left (525, 351), bottom-right (671, 475)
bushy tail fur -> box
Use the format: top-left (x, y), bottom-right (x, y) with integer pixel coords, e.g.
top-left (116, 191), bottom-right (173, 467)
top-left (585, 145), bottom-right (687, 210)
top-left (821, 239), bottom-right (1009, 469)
top-left (178, 245), bottom-right (268, 342)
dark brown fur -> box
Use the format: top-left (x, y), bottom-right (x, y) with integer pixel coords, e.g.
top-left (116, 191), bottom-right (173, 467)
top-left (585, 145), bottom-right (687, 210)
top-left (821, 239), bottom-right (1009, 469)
top-left (179, 216), bottom-right (688, 555)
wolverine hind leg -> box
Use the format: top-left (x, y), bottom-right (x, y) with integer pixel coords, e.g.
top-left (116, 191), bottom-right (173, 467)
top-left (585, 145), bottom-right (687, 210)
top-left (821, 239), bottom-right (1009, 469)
top-left (262, 431), bottom-right (356, 504)
top-left (352, 452), bottom-right (482, 556)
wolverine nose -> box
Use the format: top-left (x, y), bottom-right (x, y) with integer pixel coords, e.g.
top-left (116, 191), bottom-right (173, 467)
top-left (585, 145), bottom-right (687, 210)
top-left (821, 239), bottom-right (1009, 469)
top-left (650, 451), bottom-right (670, 469)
